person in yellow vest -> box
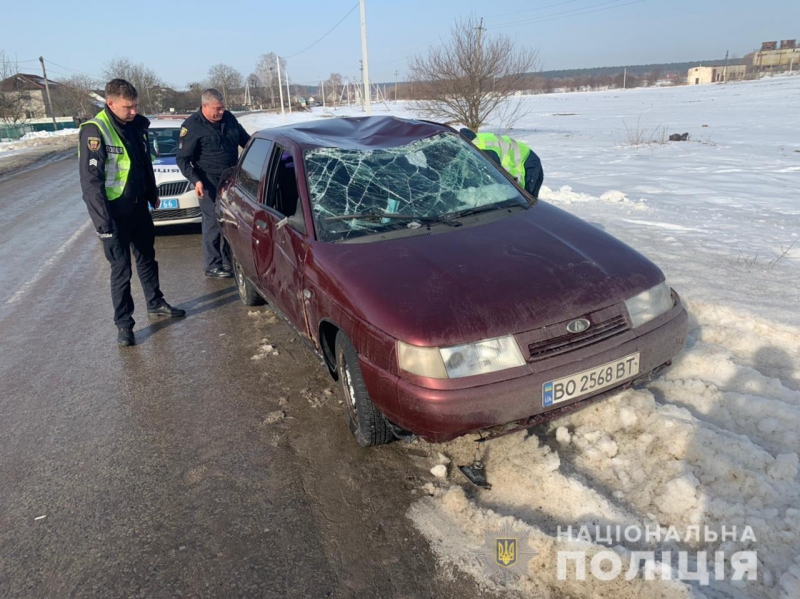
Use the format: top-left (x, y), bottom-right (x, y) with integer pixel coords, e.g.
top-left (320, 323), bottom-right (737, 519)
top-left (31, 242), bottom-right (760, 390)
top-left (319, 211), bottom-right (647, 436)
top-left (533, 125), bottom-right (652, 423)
top-left (79, 79), bottom-right (185, 347)
top-left (460, 128), bottom-right (544, 197)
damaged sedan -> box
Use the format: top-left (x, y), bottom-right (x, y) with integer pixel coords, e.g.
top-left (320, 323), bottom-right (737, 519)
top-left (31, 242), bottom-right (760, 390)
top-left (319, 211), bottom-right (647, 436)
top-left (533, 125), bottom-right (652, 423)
top-left (217, 116), bottom-right (688, 446)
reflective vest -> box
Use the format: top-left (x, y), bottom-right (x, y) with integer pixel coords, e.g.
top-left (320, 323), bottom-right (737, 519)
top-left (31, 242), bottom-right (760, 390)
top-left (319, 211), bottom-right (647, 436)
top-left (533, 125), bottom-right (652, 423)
top-left (79, 110), bottom-right (133, 201)
top-left (473, 132), bottom-right (531, 185)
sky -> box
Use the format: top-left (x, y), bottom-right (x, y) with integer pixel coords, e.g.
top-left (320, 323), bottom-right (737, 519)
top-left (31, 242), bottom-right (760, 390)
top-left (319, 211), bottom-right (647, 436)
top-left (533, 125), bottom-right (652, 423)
top-left (3, 0), bottom-right (799, 89)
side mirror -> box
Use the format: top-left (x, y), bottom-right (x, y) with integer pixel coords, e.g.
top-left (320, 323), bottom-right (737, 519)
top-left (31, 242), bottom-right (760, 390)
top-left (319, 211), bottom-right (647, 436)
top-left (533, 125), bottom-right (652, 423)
top-left (276, 213), bottom-right (306, 234)
top-left (219, 166), bottom-right (236, 187)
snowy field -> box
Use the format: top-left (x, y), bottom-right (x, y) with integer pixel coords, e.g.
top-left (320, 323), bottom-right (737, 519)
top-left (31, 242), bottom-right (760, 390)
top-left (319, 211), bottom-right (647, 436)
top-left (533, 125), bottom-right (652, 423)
top-left (241, 77), bottom-right (799, 598)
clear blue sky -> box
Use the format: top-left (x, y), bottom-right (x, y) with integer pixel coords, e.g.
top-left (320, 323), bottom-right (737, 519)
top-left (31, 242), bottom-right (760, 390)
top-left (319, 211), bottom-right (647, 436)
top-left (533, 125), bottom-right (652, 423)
top-left (4, 0), bottom-right (799, 88)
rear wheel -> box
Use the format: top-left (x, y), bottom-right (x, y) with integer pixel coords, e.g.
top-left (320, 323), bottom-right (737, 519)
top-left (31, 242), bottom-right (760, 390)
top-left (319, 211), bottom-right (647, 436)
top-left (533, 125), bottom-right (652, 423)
top-left (233, 256), bottom-right (264, 306)
top-left (335, 330), bottom-right (393, 447)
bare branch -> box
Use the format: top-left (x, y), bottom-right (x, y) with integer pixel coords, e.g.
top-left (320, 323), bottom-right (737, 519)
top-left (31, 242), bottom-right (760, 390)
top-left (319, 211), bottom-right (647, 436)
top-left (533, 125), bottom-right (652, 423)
top-left (408, 16), bottom-right (539, 131)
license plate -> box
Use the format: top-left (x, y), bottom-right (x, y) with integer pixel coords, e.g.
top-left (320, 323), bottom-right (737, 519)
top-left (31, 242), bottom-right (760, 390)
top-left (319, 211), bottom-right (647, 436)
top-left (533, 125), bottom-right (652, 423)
top-left (543, 352), bottom-right (640, 407)
top-left (152, 198), bottom-right (178, 210)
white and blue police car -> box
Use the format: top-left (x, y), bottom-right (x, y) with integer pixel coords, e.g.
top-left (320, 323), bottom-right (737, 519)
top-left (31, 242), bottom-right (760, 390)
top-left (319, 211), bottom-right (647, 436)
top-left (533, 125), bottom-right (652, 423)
top-left (148, 119), bottom-right (201, 227)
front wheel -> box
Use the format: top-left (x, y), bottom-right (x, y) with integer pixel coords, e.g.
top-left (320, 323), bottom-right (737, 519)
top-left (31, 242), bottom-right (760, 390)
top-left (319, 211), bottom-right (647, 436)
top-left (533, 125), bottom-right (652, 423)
top-left (233, 256), bottom-right (264, 306)
top-left (336, 330), bottom-right (393, 447)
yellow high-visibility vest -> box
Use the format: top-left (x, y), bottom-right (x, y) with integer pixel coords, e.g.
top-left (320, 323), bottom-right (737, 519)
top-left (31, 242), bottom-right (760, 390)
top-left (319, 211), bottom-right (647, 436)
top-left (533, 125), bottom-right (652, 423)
top-left (79, 110), bottom-right (134, 200)
top-left (473, 132), bottom-right (531, 184)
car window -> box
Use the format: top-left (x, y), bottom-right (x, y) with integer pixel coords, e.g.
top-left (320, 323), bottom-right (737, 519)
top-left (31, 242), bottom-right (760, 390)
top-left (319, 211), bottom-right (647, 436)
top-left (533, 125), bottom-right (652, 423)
top-left (304, 132), bottom-right (523, 242)
top-left (238, 139), bottom-right (273, 199)
top-left (148, 128), bottom-right (181, 157)
top-left (266, 147), bottom-right (301, 216)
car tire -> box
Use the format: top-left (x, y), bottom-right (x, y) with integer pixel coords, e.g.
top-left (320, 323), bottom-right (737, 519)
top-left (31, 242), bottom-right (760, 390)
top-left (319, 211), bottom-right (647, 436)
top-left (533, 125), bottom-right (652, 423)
top-left (233, 256), bottom-right (264, 306)
top-left (335, 330), bottom-right (393, 447)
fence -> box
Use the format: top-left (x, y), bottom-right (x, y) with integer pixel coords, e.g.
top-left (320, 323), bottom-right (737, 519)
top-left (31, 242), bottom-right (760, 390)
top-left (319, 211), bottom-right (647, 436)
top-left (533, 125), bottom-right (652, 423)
top-left (0, 121), bottom-right (78, 142)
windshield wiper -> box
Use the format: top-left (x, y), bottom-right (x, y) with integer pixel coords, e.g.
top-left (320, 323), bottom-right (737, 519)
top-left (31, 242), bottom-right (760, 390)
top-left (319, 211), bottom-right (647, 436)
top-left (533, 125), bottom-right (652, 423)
top-left (325, 211), bottom-right (462, 227)
top-left (446, 198), bottom-right (529, 220)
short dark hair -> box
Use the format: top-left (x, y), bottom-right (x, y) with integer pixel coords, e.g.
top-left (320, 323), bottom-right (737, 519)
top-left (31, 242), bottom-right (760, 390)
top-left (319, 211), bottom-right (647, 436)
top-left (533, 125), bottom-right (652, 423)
top-left (105, 79), bottom-right (138, 100)
top-left (460, 127), bottom-right (477, 141)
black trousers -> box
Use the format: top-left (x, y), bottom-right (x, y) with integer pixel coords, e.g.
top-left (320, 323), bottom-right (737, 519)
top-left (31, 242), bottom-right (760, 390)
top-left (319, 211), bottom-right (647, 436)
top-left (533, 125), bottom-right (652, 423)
top-left (102, 207), bottom-right (164, 329)
top-left (198, 180), bottom-right (229, 272)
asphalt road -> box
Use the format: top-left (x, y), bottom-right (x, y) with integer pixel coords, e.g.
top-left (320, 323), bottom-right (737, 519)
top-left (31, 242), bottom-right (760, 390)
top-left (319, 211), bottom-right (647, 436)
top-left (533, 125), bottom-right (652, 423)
top-left (0, 157), bottom-right (481, 598)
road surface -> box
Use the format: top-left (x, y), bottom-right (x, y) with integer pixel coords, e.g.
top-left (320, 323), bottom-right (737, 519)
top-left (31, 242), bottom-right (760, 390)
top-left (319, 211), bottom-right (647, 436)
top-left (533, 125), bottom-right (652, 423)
top-left (0, 156), bottom-right (482, 598)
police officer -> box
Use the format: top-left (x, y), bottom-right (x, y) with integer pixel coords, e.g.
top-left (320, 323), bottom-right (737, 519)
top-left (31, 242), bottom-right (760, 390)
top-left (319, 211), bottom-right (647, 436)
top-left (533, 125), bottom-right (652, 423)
top-left (460, 128), bottom-right (544, 197)
top-left (176, 89), bottom-right (250, 278)
top-left (79, 79), bottom-right (185, 347)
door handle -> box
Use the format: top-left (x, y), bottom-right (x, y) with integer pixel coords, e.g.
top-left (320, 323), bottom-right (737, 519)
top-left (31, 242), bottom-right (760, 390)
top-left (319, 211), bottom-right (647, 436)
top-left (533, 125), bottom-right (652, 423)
top-left (255, 219), bottom-right (267, 231)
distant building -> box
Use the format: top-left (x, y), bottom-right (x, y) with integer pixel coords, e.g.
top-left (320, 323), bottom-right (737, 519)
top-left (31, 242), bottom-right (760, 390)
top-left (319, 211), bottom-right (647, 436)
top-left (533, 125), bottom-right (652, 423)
top-left (752, 40), bottom-right (800, 71)
top-left (0, 73), bottom-right (60, 120)
top-left (688, 64), bottom-right (747, 85)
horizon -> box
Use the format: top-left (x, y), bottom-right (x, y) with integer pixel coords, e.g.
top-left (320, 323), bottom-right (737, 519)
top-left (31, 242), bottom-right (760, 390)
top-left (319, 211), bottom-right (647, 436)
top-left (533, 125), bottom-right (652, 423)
top-left (2, 0), bottom-right (798, 88)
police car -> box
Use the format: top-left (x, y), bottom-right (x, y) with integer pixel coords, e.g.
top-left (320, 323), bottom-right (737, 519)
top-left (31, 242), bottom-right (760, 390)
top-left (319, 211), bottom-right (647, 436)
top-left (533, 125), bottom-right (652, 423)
top-left (148, 119), bottom-right (201, 226)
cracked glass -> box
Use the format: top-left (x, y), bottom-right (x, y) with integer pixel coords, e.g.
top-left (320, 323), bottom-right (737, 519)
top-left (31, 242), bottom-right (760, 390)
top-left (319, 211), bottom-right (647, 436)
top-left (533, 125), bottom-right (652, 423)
top-left (304, 133), bottom-right (524, 242)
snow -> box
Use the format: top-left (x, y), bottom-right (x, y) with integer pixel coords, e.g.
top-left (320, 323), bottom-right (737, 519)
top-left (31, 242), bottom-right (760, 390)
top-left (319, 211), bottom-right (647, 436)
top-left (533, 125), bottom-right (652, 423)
top-left (0, 128), bottom-right (78, 154)
top-left (241, 77), bottom-right (799, 597)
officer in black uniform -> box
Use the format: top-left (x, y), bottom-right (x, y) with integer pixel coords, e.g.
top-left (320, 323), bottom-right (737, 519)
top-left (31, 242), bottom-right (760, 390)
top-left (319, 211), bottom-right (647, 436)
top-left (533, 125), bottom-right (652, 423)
top-left (176, 88), bottom-right (250, 278)
top-left (79, 79), bottom-right (185, 347)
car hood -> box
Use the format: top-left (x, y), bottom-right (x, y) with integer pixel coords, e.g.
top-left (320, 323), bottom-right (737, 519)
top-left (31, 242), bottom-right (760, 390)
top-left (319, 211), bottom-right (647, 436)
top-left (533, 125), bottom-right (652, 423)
top-left (310, 202), bottom-right (665, 346)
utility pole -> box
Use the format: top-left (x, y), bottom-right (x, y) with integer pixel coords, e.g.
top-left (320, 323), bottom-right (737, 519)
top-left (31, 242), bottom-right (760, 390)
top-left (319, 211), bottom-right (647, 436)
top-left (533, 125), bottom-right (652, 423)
top-left (276, 56), bottom-right (285, 117)
top-left (623, 67), bottom-right (627, 89)
top-left (38, 57), bottom-right (58, 131)
top-left (359, 61), bottom-right (365, 110)
top-left (321, 80), bottom-right (326, 107)
top-left (394, 70), bottom-right (399, 102)
top-left (359, 0), bottom-right (372, 115)
top-left (723, 50), bottom-right (729, 83)
top-left (285, 69), bottom-right (292, 114)
top-left (476, 18), bottom-right (485, 97)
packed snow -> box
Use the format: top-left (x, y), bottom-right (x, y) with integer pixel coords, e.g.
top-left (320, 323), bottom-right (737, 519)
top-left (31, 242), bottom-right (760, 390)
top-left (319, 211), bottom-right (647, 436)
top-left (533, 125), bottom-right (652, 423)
top-left (244, 76), bottom-right (800, 598)
top-left (0, 128), bottom-right (78, 154)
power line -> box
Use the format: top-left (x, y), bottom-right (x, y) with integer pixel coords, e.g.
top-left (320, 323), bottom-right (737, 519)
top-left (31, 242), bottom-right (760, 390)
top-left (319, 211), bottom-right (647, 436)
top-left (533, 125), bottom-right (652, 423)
top-left (285, 2), bottom-right (359, 59)
top-left (46, 60), bottom-right (103, 79)
top-left (485, 0), bottom-right (580, 21)
top-left (490, 0), bottom-right (644, 29)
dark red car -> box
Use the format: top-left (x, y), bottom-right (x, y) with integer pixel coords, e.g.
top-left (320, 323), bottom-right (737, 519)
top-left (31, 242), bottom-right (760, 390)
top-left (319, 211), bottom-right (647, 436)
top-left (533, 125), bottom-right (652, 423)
top-left (217, 116), bottom-right (688, 446)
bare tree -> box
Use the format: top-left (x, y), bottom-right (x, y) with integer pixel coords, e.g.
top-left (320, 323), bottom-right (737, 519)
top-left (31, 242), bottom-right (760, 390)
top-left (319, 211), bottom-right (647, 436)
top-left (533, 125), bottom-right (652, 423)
top-left (247, 73), bottom-right (262, 106)
top-left (408, 16), bottom-right (539, 131)
top-left (645, 69), bottom-right (662, 87)
top-left (52, 74), bottom-right (99, 118)
top-left (103, 57), bottom-right (163, 113)
top-left (207, 63), bottom-right (243, 106)
top-left (255, 53), bottom-right (286, 109)
top-left (0, 51), bottom-right (33, 125)
top-left (325, 73), bottom-right (343, 107)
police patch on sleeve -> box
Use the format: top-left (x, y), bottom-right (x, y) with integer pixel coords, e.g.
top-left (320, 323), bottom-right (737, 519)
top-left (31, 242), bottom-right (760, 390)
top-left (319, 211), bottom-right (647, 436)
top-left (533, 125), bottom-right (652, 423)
top-left (87, 137), bottom-right (101, 152)
top-left (180, 127), bottom-right (188, 138)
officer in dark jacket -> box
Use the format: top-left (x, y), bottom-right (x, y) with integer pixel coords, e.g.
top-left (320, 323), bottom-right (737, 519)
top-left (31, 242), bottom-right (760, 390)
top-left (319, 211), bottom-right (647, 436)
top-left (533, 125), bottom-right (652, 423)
top-left (176, 88), bottom-right (250, 278)
top-left (79, 79), bottom-right (185, 347)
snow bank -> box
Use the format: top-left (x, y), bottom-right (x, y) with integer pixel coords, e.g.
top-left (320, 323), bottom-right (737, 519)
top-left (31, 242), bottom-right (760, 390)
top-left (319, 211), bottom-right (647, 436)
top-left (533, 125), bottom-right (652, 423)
top-left (404, 77), bottom-right (800, 598)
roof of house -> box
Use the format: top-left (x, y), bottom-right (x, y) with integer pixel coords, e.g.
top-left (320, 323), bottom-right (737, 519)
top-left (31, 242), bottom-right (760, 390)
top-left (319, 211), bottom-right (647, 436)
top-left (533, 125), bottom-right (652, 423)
top-left (0, 73), bottom-right (59, 92)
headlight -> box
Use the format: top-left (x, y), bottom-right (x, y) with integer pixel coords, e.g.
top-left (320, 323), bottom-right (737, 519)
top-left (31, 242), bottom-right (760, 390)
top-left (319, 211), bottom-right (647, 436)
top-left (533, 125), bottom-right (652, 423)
top-left (398, 335), bottom-right (526, 379)
top-left (625, 281), bottom-right (674, 328)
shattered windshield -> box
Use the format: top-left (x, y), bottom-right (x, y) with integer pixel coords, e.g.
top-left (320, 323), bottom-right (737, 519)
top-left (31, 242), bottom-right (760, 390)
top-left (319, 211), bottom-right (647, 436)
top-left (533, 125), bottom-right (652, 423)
top-left (304, 132), bottom-right (524, 242)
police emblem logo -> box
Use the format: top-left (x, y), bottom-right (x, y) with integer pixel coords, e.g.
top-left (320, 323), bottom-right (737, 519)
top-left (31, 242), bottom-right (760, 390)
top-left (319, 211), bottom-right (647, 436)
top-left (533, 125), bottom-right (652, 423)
top-left (87, 137), bottom-right (101, 152)
top-left (495, 538), bottom-right (517, 567)
top-left (180, 127), bottom-right (188, 138)
top-left (476, 522), bottom-right (538, 582)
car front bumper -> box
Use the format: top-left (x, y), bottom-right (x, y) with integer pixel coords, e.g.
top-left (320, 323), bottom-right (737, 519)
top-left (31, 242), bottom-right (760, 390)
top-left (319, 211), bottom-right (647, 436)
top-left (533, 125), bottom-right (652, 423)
top-left (151, 190), bottom-right (202, 227)
top-left (359, 302), bottom-right (689, 443)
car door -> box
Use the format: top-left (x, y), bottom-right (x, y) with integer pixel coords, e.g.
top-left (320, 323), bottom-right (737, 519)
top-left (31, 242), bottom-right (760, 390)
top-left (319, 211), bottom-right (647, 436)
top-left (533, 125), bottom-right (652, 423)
top-left (252, 145), bottom-right (310, 337)
top-left (224, 138), bottom-right (273, 280)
